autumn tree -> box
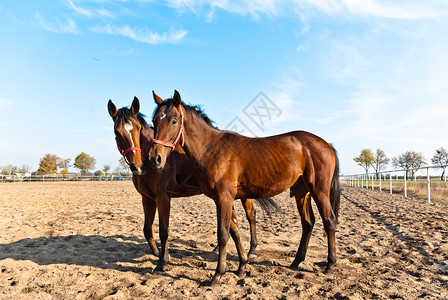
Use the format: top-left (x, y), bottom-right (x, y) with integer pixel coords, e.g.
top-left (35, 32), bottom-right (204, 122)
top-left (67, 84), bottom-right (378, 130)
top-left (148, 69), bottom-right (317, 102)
top-left (431, 147), bottom-right (448, 181)
top-left (1, 165), bottom-right (18, 175)
top-left (372, 149), bottom-right (389, 178)
top-left (37, 153), bottom-right (60, 174)
top-left (392, 151), bottom-right (426, 180)
top-left (74, 152), bottom-right (96, 175)
top-left (19, 165), bottom-right (31, 174)
top-left (103, 164), bottom-right (111, 176)
top-left (354, 149), bottom-right (374, 177)
top-left (58, 158), bottom-right (71, 175)
top-left (118, 157), bottom-right (130, 176)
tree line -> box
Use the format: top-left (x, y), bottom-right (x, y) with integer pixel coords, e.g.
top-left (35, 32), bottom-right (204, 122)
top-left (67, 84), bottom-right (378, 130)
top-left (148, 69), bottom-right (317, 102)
top-left (1, 153), bottom-right (131, 177)
top-left (354, 147), bottom-right (448, 180)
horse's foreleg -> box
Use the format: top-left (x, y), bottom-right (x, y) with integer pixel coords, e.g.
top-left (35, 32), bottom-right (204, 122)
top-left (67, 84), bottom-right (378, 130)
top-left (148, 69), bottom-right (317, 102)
top-left (241, 198), bottom-right (257, 259)
top-left (291, 186), bottom-right (315, 270)
top-left (154, 193), bottom-right (171, 272)
top-left (142, 197), bottom-right (159, 256)
top-left (209, 196), bottom-right (233, 285)
top-left (229, 206), bottom-right (248, 277)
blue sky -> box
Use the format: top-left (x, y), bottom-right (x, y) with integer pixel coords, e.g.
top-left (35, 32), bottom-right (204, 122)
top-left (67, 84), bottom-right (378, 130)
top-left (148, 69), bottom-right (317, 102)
top-left (1, 0), bottom-right (448, 175)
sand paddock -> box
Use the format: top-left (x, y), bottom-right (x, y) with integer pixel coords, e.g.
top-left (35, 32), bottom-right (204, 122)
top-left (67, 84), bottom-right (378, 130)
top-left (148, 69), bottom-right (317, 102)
top-left (1, 181), bottom-right (448, 299)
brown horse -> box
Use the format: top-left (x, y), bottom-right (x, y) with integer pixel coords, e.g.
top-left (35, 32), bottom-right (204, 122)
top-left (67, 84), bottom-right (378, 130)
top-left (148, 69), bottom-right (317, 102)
top-left (149, 90), bottom-right (340, 284)
top-left (108, 97), bottom-right (278, 272)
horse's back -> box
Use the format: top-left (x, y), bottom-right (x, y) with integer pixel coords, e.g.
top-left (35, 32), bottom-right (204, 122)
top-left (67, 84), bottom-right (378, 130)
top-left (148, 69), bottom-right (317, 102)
top-left (216, 130), bottom-right (336, 198)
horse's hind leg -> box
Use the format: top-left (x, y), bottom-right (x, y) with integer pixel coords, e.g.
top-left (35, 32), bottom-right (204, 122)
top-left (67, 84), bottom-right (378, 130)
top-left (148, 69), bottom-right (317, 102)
top-left (313, 189), bottom-right (337, 274)
top-left (241, 198), bottom-right (257, 259)
top-left (229, 205), bottom-right (249, 277)
top-left (142, 197), bottom-right (159, 256)
top-left (291, 178), bottom-right (315, 270)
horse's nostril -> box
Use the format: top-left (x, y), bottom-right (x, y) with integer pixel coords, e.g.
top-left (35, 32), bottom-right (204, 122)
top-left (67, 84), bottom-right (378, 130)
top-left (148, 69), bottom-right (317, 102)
top-left (156, 155), bottom-right (162, 165)
top-left (130, 164), bottom-right (137, 172)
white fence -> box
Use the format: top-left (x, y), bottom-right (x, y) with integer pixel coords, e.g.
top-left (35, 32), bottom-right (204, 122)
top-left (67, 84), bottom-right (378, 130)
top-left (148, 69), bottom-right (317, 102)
top-left (342, 164), bottom-right (448, 203)
top-left (0, 174), bottom-right (133, 182)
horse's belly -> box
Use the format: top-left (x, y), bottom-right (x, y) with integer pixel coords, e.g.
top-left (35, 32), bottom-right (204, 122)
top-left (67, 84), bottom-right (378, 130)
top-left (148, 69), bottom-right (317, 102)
top-left (237, 175), bottom-right (298, 198)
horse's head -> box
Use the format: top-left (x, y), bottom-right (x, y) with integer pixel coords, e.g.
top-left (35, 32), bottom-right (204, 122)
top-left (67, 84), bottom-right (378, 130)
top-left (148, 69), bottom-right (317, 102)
top-left (150, 90), bottom-right (185, 169)
top-left (108, 97), bottom-right (146, 175)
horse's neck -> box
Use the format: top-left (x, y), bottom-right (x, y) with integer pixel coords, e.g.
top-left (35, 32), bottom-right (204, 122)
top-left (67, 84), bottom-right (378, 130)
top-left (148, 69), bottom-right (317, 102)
top-left (140, 126), bottom-right (154, 152)
top-left (182, 112), bottom-right (220, 164)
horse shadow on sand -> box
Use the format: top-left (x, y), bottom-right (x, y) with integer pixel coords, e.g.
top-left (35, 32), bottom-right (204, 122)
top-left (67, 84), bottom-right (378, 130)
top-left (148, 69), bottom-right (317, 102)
top-left (0, 234), bottom-right (250, 281)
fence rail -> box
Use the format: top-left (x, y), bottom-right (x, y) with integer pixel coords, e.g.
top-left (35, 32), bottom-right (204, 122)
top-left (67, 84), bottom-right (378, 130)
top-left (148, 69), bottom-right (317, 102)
top-left (0, 174), bottom-right (133, 182)
top-left (341, 164), bottom-right (448, 204)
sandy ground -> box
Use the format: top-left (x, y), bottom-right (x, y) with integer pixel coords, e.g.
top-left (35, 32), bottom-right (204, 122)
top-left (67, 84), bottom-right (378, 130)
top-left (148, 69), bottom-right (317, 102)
top-left (1, 181), bottom-right (448, 299)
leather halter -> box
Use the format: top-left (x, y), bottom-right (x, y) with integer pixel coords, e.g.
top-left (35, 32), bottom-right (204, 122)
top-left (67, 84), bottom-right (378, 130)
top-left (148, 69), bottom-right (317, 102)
top-left (116, 137), bottom-right (143, 165)
top-left (152, 111), bottom-right (185, 150)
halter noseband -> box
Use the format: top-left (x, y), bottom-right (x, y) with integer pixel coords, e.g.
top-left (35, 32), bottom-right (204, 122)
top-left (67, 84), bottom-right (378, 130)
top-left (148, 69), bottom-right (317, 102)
top-left (152, 111), bottom-right (185, 150)
top-left (116, 138), bottom-right (144, 165)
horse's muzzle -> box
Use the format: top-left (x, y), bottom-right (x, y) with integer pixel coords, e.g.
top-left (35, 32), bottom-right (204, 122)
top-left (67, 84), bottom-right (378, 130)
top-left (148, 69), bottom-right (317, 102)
top-left (130, 163), bottom-right (145, 176)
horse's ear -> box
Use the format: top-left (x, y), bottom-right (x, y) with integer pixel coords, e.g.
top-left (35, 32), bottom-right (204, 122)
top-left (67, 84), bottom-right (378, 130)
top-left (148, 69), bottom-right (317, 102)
top-left (131, 96), bottom-right (140, 115)
top-left (173, 90), bottom-right (181, 107)
top-left (153, 91), bottom-right (163, 106)
top-left (108, 100), bottom-right (117, 118)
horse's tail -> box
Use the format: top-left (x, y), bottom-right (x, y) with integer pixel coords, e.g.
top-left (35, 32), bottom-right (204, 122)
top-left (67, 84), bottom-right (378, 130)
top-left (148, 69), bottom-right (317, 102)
top-left (254, 197), bottom-right (281, 218)
top-left (330, 144), bottom-right (341, 224)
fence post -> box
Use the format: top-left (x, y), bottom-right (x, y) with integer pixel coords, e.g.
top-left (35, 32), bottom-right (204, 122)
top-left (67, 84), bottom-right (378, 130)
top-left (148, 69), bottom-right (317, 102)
top-left (404, 170), bottom-right (407, 198)
top-left (427, 167), bottom-right (431, 204)
top-left (390, 173), bottom-right (392, 194)
top-left (379, 172), bottom-right (382, 191)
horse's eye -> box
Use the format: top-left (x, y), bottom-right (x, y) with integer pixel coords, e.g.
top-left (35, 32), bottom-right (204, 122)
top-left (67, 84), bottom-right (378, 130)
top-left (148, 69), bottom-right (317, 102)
top-left (114, 130), bottom-right (119, 135)
top-left (171, 119), bottom-right (177, 125)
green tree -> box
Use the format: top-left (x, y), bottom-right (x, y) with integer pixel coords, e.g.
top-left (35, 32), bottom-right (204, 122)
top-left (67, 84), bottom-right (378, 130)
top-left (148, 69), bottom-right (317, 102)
top-left (431, 147), bottom-right (448, 181)
top-left (354, 148), bottom-right (375, 177)
top-left (74, 152), bottom-right (96, 175)
top-left (37, 153), bottom-right (60, 174)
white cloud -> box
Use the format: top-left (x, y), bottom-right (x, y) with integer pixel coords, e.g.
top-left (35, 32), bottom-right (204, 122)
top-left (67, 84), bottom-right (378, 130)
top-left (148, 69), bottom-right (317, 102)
top-left (339, 0), bottom-right (448, 19)
top-left (0, 97), bottom-right (12, 109)
top-left (165, 0), bottom-right (283, 18)
top-left (164, 0), bottom-right (448, 20)
top-left (91, 24), bottom-right (187, 44)
top-left (34, 13), bottom-right (79, 34)
top-left (67, 0), bottom-right (115, 18)
top-left (68, 0), bottom-right (93, 17)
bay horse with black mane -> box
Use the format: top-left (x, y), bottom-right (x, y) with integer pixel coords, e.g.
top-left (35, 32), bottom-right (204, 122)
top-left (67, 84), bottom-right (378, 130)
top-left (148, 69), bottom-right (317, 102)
top-left (108, 97), bottom-right (278, 272)
top-left (149, 90), bottom-right (340, 284)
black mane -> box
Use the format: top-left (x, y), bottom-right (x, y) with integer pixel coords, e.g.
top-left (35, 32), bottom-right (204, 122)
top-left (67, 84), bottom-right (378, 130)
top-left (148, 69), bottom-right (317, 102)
top-left (153, 98), bottom-right (217, 129)
top-left (116, 107), bottom-right (151, 129)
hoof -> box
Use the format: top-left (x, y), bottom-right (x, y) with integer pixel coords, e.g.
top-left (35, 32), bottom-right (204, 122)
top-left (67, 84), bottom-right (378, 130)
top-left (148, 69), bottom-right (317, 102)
top-left (324, 265), bottom-right (335, 275)
top-left (248, 253), bottom-right (257, 261)
top-left (154, 264), bottom-right (164, 273)
top-left (236, 268), bottom-right (246, 278)
top-left (289, 262), bottom-right (300, 271)
top-left (208, 275), bottom-right (221, 286)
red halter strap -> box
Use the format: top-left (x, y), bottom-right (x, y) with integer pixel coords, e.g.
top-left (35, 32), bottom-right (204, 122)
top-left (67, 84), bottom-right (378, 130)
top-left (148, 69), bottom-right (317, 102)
top-left (116, 138), bottom-right (144, 165)
top-left (152, 111), bottom-right (185, 150)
